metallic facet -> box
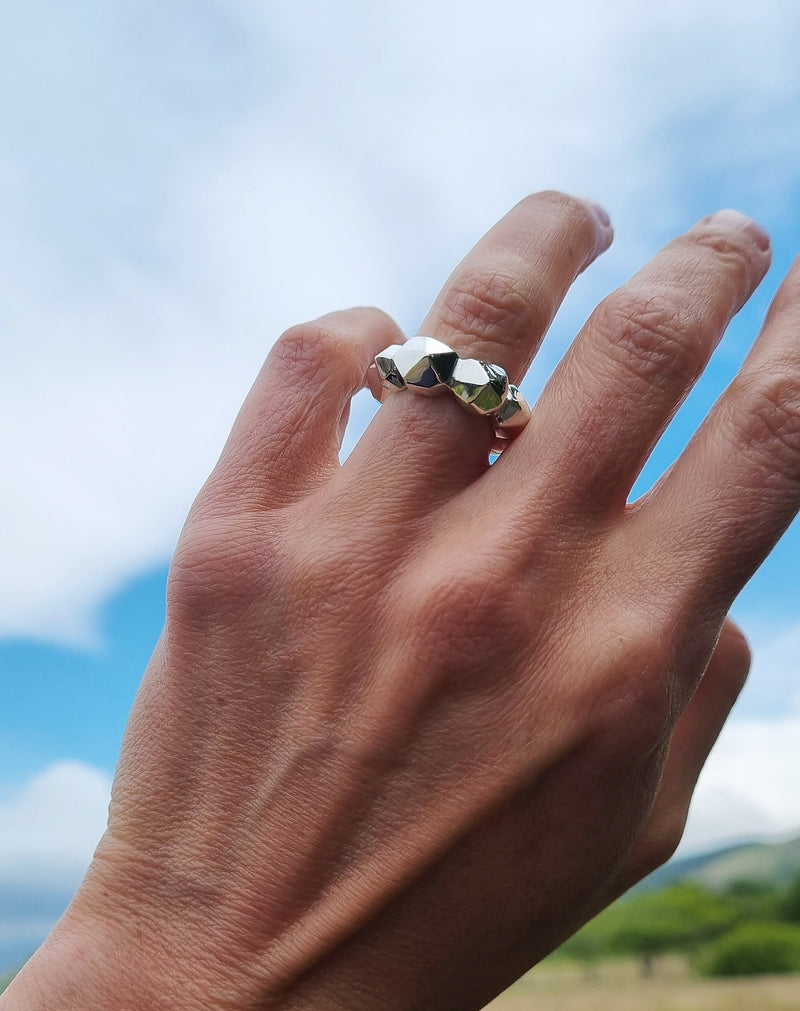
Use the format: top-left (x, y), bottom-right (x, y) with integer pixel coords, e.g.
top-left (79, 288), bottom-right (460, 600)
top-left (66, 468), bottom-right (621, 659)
top-left (392, 336), bottom-right (458, 396)
top-left (448, 358), bottom-right (508, 415)
top-left (370, 336), bottom-right (530, 450)
top-left (494, 384), bottom-right (530, 429)
top-left (365, 363), bottom-right (386, 402)
top-left (490, 385), bottom-right (531, 454)
top-left (375, 343), bottom-right (406, 392)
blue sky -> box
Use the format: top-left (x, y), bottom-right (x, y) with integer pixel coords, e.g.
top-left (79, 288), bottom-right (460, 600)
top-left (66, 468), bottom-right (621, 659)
top-left (1, 570), bottom-right (164, 784)
top-left (2, 0), bottom-right (800, 970)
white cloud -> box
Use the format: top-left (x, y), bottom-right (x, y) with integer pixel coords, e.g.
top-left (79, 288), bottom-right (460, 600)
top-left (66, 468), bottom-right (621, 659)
top-left (0, 762), bottom-right (110, 889)
top-left (681, 715), bottom-right (800, 855)
top-left (0, 763), bottom-right (110, 968)
top-left (677, 621), bottom-right (800, 855)
top-left (735, 619), bottom-right (800, 717)
top-left (2, 0), bottom-right (800, 645)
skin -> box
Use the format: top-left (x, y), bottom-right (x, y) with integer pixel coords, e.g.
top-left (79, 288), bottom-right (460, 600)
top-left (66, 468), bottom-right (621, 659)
top-left (4, 191), bottom-right (799, 1010)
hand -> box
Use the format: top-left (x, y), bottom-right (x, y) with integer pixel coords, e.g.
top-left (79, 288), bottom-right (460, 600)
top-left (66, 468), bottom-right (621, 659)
top-left (5, 193), bottom-right (798, 1010)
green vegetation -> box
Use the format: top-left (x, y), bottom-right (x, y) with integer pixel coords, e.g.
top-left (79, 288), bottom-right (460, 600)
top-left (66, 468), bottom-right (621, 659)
top-left (3, 851), bottom-right (800, 993)
top-left (560, 870), bottom-right (800, 978)
top-left (696, 921), bottom-right (800, 977)
top-left (780, 870), bottom-right (800, 923)
top-left (609, 883), bottom-right (735, 973)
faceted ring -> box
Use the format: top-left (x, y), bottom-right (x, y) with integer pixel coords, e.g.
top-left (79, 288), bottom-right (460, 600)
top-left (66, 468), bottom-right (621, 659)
top-left (365, 336), bottom-right (531, 453)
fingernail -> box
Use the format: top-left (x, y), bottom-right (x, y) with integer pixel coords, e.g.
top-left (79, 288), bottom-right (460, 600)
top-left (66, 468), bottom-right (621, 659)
top-left (583, 201), bottom-right (613, 256)
top-left (709, 209), bottom-right (771, 252)
top-left (589, 202), bottom-right (612, 229)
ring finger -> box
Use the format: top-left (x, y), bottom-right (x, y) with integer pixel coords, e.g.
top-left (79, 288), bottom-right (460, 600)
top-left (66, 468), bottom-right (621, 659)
top-left (343, 190), bottom-right (613, 506)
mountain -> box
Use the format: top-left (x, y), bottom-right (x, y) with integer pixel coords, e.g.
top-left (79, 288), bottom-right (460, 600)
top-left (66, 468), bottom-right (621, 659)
top-left (643, 834), bottom-right (800, 891)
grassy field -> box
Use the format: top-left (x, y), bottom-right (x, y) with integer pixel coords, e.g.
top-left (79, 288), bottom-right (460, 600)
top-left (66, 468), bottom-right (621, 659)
top-left (2, 958), bottom-right (799, 1007)
top-left (484, 956), bottom-right (800, 1010)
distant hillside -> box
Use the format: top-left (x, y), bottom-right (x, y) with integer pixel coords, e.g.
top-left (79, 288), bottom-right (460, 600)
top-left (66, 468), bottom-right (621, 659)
top-left (644, 834), bottom-right (800, 891)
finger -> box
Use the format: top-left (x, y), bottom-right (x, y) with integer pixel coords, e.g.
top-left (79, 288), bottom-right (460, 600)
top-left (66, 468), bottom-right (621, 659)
top-left (495, 210), bottom-right (770, 519)
top-left (200, 308), bottom-right (404, 511)
top-left (638, 253), bottom-right (800, 613)
top-left (344, 191), bottom-right (612, 507)
top-left (611, 618), bottom-right (751, 893)
top-left (418, 192), bottom-right (610, 373)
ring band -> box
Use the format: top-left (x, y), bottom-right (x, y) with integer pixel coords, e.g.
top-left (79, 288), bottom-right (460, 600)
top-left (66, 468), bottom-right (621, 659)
top-left (366, 336), bottom-right (530, 452)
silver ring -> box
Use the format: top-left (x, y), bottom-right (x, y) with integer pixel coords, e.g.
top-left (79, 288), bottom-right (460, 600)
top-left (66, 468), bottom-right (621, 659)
top-left (366, 336), bottom-right (530, 453)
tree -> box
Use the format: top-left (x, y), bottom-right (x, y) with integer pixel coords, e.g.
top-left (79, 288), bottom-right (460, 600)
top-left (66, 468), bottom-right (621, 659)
top-left (606, 883), bottom-right (736, 976)
top-left (697, 921), bottom-right (800, 976)
top-left (780, 870), bottom-right (800, 924)
top-left (721, 877), bottom-right (782, 922)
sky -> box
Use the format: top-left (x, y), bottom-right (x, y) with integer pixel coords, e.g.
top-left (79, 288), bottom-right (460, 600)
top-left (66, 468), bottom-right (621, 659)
top-left (2, 0), bottom-right (800, 970)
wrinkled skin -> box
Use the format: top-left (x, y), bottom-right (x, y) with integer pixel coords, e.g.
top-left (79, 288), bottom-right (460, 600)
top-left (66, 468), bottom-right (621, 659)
top-left (5, 193), bottom-right (800, 1010)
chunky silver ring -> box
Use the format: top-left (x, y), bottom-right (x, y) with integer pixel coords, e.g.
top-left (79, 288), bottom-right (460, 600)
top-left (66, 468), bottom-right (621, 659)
top-left (365, 336), bottom-right (531, 453)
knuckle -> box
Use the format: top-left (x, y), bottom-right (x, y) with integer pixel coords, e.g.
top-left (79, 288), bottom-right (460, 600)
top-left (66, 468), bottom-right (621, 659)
top-left (438, 269), bottom-right (547, 349)
top-left (634, 812), bottom-right (687, 877)
top-left (711, 622), bottom-right (752, 702)
top-left (167, 515), bottom-right (272, 628)
top-left (591, 290), bottom-right (699, 391)
top-left (271, 321), bottom-right (346, 383)
top-left (738, 371), bottom-right (800, 466)
top-left (687, 226), bottom-right (755, 284)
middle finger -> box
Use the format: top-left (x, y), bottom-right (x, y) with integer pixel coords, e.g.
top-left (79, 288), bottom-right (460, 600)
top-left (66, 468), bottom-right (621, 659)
top-left (493, 210), bottom-right (771, 524)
